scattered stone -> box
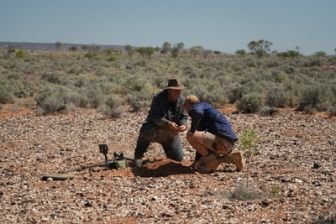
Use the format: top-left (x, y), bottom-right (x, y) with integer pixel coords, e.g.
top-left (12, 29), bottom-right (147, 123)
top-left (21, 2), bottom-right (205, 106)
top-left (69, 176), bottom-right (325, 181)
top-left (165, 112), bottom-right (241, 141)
top-left (260, 199), bottom-right (272, 207)
top-left (312, 162), bottom-right (320, 169)
top-left (0, 109), bottom-right (335, 223)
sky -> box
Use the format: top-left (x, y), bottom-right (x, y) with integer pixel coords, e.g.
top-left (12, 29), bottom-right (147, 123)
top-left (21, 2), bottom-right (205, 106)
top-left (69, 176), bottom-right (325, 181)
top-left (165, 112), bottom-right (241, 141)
top-left (0, 0), bottom-right (335, 55)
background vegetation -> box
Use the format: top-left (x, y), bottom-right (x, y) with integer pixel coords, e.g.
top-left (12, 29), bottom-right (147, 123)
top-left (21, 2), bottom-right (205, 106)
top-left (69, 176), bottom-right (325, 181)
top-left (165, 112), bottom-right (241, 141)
top-left (0, 40), bottom-right (335, 117)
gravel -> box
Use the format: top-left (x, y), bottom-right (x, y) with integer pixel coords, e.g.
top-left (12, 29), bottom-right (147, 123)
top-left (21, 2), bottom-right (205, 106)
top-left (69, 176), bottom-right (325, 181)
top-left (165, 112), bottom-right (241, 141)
top-left (0, 108), bottom-right (335, 223)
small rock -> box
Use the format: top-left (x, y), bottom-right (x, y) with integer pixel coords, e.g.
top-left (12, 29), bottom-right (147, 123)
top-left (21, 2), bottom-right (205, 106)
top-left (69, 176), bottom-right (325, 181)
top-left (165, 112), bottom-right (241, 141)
top-left (47, 177), bottom-right (53, 181)
top-left (312, 162), bottom-right (320, 169)
top-left (260, 199), bottom-right (272, 207)
top-left (285, 189), bottom-right (295, 197)
top-left (312, 181), bottom-right (321, 187)
top-left (84, 201), bottom-right (93, 207)
top-left (223, 204), bottom-right (232, 210)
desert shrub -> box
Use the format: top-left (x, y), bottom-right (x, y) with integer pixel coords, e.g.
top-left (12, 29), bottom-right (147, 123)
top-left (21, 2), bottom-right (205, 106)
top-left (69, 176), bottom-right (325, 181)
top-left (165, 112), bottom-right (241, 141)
top-left (83, 84), bottom-right (105, 108)
top-left (309, 59), bottom-right (322, 67)
top-left (127, 76), bottom-right (149, 92)
top-left (265, 87), bottom-right (287, 107)
top-left (185, 79), bottom-right (227, 105)
top-left (259, 106), bottom-right (278, 116)
top-left (236, 92), bottom-right (262, 113)
top-left (0, 76), bottom-right (31, 102)
top-left (297, 85), bottom-right (324, 112)
top-left (36, 85), bottom-right (83, 113)
top-left (235, 49), bottom-right (246, 56)
top-left (227, 84), bottom-right (244, 103)
top-left (127, 94), bottom-right (150, 112)
top-left (127, 83), bottom-right (156, 111)
top-left (327, 106), bottom-right (336, 116)
top-left (68, 64), bottom-right (83, 75)
top-left (100, 95), bottom-right (124, 118)
top-left (284, 66), bottom-right (295, 74)
top-left (277, 50), bottom-right (301, 58)
top-left (36, 94), bottom-right (66, 113)
top-left (0, 81), bottom-right (14, 104)
top-left (313, 51), bottom-right (327, 57)
top-left (152, 76), bottom-right (166, 89)
top-left (136, 47), bottom-right (155, 59)
top-left (15, 50), bottom-right (26, 59)
top-left (107, 55), bottom-right (117, 62)
top-left (271, 70), bottom-right (288, 83)
top-left (84, 51), bottom-right (99, 60)
top-left (41, 73), bottom-right (61, 84)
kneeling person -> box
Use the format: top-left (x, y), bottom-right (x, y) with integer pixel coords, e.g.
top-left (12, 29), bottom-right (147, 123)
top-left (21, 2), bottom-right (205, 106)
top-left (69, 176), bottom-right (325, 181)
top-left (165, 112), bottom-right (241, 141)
top-left (183, 95), bottom-right (243, 173)
top-left (133, 79), bottom-right (188, 167)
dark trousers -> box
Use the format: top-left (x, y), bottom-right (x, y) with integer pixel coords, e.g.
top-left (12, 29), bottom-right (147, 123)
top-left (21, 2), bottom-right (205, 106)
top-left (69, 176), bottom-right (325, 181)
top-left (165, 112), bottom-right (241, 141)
top-left (134, 127), bottom-right (184, 161)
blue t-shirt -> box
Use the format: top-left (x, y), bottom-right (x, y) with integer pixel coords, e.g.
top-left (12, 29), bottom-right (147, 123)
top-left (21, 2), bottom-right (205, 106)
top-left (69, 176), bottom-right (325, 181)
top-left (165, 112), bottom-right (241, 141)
top-left (189, 102), bottom-right (238, 141)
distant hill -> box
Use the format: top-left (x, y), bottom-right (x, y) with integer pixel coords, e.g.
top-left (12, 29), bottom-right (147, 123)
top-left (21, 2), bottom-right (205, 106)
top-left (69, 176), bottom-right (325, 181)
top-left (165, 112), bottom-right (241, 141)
top-left (0, 41), bottom-right (124, 51)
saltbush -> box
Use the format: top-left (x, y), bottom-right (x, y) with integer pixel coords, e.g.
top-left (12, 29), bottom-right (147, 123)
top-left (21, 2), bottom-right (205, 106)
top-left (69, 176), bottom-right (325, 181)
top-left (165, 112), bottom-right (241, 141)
top-left (265, 87), bottom-right (287, 107)
top-left (100, 95), bottom-right (124, 118)
top-left (236, 92), bottom-right (262, 113)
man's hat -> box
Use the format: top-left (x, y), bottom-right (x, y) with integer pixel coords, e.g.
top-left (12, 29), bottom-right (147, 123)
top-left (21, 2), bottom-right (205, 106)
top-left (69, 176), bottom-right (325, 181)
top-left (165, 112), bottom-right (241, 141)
top-left (165, 79), bottom-right (185, 90)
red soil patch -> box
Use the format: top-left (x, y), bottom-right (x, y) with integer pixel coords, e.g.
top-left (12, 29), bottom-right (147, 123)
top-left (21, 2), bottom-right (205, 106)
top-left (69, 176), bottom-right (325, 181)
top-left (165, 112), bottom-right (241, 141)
top-left (0, 104), bottom-right (33, 119)
top-left (218, 104), bottom-right (237, 114)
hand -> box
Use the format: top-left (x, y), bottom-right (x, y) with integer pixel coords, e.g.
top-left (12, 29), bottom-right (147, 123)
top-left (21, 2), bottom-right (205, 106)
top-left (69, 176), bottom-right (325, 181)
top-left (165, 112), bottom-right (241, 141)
top-left (178, 125), bottom-right (187, 132)
top-left (168, 121), bottom-right (179, 131)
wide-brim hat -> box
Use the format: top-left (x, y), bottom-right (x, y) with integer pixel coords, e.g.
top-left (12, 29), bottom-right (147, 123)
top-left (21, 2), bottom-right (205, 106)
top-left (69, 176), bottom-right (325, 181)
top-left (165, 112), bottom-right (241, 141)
top-left (164, 79), bottom-right (185, 90)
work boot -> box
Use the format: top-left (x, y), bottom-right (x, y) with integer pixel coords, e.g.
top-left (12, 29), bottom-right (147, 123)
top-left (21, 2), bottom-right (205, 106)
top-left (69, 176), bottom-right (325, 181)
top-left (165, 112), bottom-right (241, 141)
top-left (217, 152), bottom-right (244, 172)
top-left (197, 153), bottom-right (220, 173)
top-left (231, 152), bottom-right (244, 172)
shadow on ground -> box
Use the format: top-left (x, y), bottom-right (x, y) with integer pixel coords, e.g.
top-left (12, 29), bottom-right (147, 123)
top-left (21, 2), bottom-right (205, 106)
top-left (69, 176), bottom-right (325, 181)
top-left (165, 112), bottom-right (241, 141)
top-left (131, 159), bottom-right (195, 177)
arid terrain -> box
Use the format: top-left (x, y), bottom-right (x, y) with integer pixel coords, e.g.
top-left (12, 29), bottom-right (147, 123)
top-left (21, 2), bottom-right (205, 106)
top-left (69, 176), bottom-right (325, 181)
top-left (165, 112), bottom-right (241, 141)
top-left (0, 105), bottom-right (335, 223)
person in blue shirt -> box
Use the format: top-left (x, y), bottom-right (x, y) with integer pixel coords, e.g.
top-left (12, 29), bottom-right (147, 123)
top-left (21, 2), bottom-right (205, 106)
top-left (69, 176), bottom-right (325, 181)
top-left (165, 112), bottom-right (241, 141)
top-left (183, 95), bottom-right (243, 173)
top-left (133, 79), bottom-right (188, 167)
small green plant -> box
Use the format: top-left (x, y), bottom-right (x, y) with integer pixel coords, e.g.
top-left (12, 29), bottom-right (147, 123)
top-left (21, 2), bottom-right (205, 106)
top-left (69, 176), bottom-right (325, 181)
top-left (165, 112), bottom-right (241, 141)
top-left (271, 184), bottom-right (281, 196)
top-left (239, 129), bottom-right (258, 191)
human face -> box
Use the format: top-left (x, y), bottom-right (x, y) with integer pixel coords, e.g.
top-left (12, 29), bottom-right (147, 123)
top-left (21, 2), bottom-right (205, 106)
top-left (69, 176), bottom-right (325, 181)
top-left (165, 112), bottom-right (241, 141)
top-left (168, 89), bottom-right (182, 102)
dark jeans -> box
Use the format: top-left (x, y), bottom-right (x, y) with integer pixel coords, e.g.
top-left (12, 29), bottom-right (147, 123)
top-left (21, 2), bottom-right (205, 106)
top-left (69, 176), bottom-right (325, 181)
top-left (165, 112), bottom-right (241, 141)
top-left (134, 126), bottom-right (184, 161)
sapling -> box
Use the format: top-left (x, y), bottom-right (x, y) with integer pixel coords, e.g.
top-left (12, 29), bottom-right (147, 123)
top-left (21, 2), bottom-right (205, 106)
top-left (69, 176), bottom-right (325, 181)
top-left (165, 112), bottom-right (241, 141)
top-left (239, 128), bottom-right (258, 191)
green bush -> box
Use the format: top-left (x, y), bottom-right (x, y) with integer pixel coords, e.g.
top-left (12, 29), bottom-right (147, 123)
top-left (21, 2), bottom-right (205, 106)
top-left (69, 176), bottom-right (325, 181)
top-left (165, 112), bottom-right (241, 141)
top-left (84, 51), bottom-right (99, 60)
top-left (297, 85), bottom-right (323, 112)
top-left (100, 95), bottom-right (124, 118)
top-left (237, 92), bottom-right (262, 113)
top-left (15, 50), bottom-right (26, 59)
top-left (35, 85), bottom-right (82, 113)
top-left (227, 84), bottom-right (244, 103)
top-left (265, 87), bottom-right (287, 107)
top-left (0, 77), bottom-right (31, 103)
top-left (36, 94), bottom-right (66, 113)
top-left (127, 94), bottom-right (149, 112)
top-left (0, 84), bottom-right (14, 104)
top-left (83, 85), bottom-right (105, 108)
top-left (41, 73), bottom-right (61, 84)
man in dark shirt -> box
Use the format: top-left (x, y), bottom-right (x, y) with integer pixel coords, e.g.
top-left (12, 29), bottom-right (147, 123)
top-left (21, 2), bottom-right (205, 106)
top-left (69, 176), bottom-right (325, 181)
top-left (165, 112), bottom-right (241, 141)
top-left (183, 95), bottom-right (243, 173)
top-left (134, 79), bottom-right (188, 167)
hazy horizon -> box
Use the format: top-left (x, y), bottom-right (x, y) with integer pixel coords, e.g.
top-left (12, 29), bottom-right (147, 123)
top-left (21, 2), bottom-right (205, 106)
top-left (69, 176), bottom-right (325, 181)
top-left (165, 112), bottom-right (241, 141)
top-left (1, 0), bottom-right (335, 55)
